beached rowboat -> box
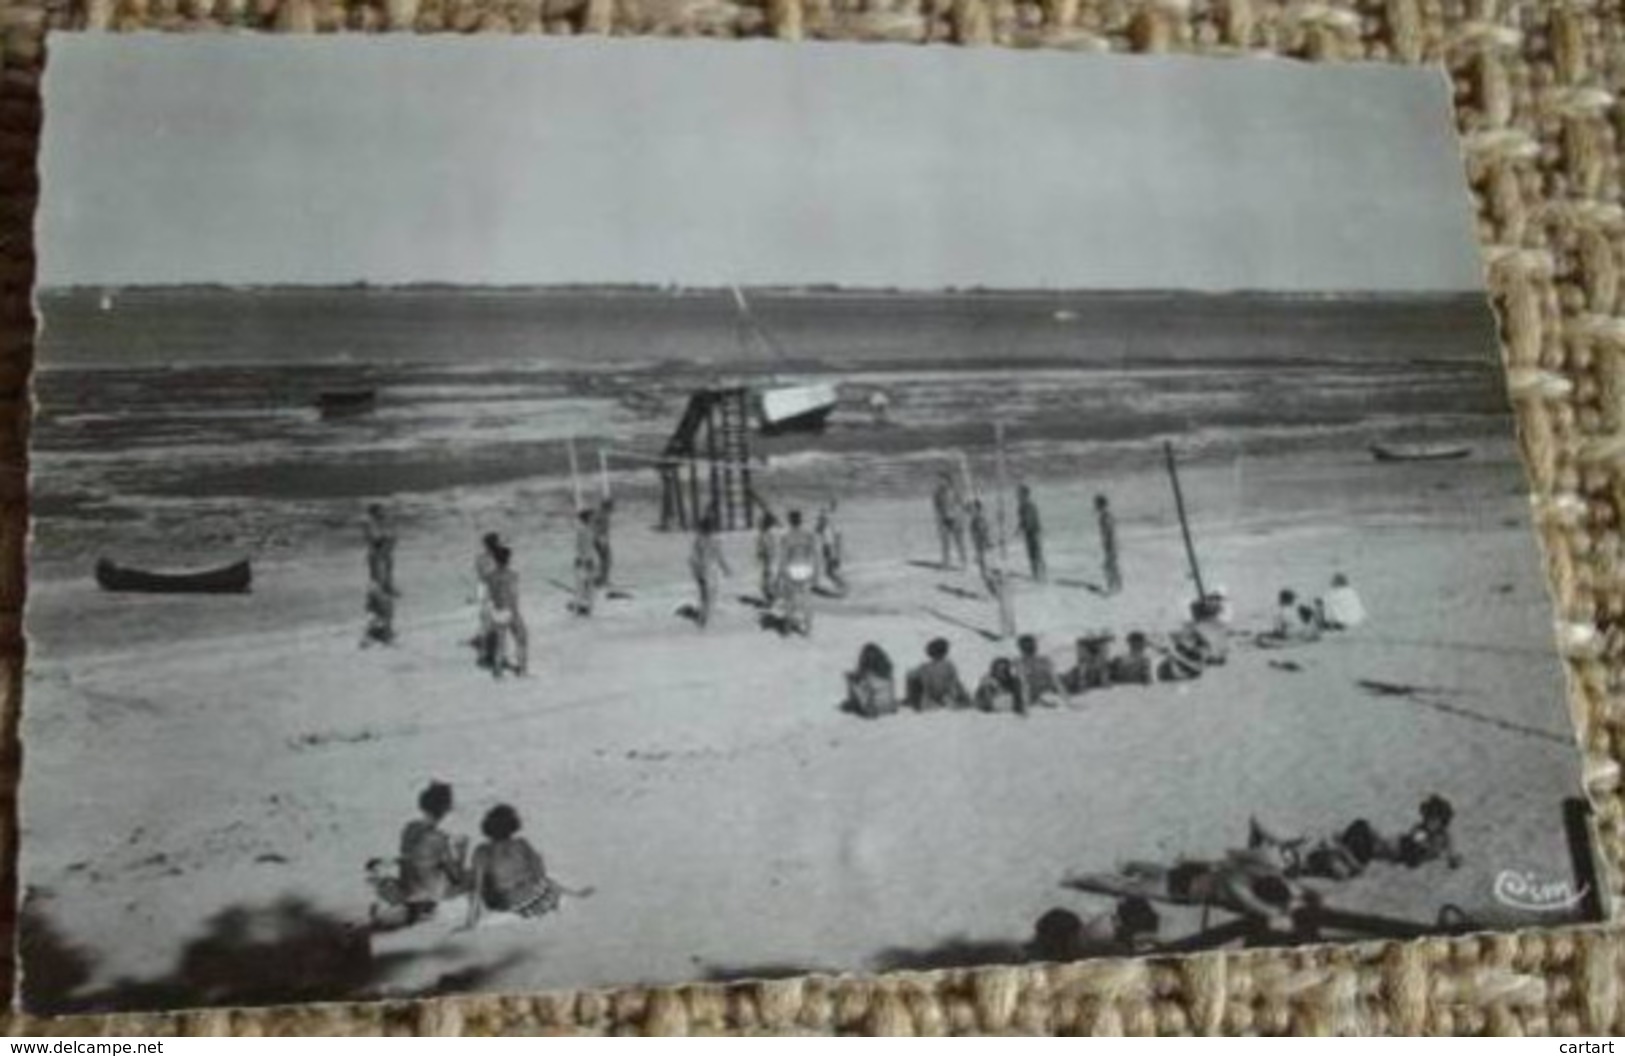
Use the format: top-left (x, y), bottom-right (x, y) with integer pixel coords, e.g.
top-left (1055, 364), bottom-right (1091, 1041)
top-left (95, 558), bottom-right (253, 595)
top-left (316, 389), bottom-right (377, 419)
top-left (1370, 443), bottom-right (1472, 463)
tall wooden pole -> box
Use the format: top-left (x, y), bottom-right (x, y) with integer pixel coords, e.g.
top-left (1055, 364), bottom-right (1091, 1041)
top-left (993, 422), bottom-right (1016, 639)
top-left (567, 436), bottom-right (584, 512)
top-left (1163, 439), bottom-right (1207, 601)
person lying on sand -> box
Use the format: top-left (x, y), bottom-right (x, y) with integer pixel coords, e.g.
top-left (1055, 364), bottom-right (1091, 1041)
top-left (398, 781), bottom-right (470, 920)
top-left (976, 657), bottom-right (1025, 714)
top-left (906, 638), bottom-right (972, 711)
top-left (1062, 632), bottom-right (1115, 694)
top-left (845, 642), bottom-right (898, 719)
top-left (1108, 631), bottom-right (1155, 685)
top-left (1155, 628), bottom-right (1207, 683)
top-left (1316, 572), bottom-right (1367, 631)
top-left (463, 804), bottom-right (593, 929)
top-left (1016, 634), bottom-right (1064, 707)
top-left (1027, 898), bottom-right (1160, 962)
top-left (1246, 816), bottom-right (1379, 881)
top-left (1112, 855), bottom-right (1307, 928)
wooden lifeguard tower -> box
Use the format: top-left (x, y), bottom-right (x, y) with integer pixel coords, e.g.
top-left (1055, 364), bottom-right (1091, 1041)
top-left (658, 387), bottom-right (755, 532)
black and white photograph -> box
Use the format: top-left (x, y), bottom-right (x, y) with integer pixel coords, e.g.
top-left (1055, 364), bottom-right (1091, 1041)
top-left (20, 36), bottom-right (1603, 1013)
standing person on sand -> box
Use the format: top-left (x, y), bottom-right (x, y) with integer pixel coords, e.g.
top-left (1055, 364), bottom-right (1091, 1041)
top-left (486, 543), bottom-right (528, 677)
top-left (754, 511), bottom-right (783, 610)
top-left (569, 508), bottom-right (601, 617)
top-left (778, 509), bottom-right (819, 636)
top-left (471, 532), bottom-right (503, 670)
top-left (364, 503), bottom-right (399, 597)
top-left (689, 512), bottom-right (732, 628)
top-left (591, 498), bottom-right (615, 589)
top-left (1094, 494), bottom-right (1121, 595)
top-left (1017, 483), bottom-right (1046, 583)
top-left (932, 473), bottom-right (968, 570)
top-left (815, 505), bottom-right (847, 597)
top-left (968, 499), bottom-right (997, 596)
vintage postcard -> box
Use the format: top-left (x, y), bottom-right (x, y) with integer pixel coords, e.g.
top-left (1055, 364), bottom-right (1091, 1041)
top-left (21, 37), bottom-right (1601, 1013)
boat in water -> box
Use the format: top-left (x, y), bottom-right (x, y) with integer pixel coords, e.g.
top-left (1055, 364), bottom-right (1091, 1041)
top-left (1370, 442), bottom-right (1472, 463)
top-left (316, 389), bottom-right (378, 419)
top-left (95, 557), bottom-right (253, 595)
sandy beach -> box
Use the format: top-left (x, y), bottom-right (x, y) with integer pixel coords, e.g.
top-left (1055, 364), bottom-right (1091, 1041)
top-left (18, 437), bottom-right (1592, 1011)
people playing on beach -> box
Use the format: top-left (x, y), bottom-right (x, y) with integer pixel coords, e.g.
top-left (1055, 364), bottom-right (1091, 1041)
top-left (464, 804), bottom-right (561, 929)
top-left (1317, 572), bottom-right (1367, 631)
top-left (397, 781), bottom-right (469, 922)
top-left (976, 657), bottom-right (1025, 714)
top-left (570, 509), bottom-right (601, 617)
top-left (1094, 494), bottom-right (1120, 595)
top-left (471, 532), bottom-right (503, 670)
top-left (1063, 632), bottom-right (1115, 694)
top-left (933, 473), bottom-right (968, 570)
top-left (906, 637), bottom-right (973, 711)
top-left (968, 499), bottom-right (997, 595)
top-left (689, 512), bottom-right (732, 629)
top-left (755, 512), bottom-right (782, 609)
top-left (816, 505), bottom-right (847, 597)
top-left (364, 502), bottom-right (398, 598)
top-left (778, 509), bottom-right (819, 636)
top-left (1017, 483), bottom-right (1046, 583)
top-left (1109, 631), bottom-right (1155, 685)
top-left (486, 542), bottom-right (528, 677)
top-left (1016, 633), bottom-right (1063, 707)
top-left (592, 498), bottom-right (615, 589)
top-left (845, 642), bottom-right (898, 719)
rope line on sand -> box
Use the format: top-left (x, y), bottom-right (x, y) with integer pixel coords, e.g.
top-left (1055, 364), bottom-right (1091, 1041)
top-left (1361, 680), bottom-right (1574, 746)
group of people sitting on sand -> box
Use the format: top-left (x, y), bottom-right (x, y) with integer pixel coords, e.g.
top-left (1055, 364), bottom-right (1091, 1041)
top-left (1055, 795), bottom-right (1463, 949)
top-left (842, 593), bottom-right (1234, 719)
top-left (365, 781), bottom-right (589, 932)
top-left (1259, 573), bottom-right (1367, 646)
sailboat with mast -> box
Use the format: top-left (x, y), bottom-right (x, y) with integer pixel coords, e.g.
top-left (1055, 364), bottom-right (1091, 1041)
top-left (729, 286), bottom-right (839, 435)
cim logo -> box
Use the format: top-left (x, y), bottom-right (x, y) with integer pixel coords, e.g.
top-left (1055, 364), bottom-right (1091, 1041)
top-left (1493, 869), bottom-right (1589, 912)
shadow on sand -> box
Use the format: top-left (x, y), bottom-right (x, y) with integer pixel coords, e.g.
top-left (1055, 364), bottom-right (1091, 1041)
top-left (19, 892), bottom-right (524, 1016)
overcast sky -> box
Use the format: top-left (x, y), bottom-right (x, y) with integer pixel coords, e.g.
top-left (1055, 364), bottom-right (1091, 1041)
top-left (42, 36), bottom-right (1483, 292)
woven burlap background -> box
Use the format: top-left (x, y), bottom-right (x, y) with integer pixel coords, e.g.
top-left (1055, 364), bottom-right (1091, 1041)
top-left (3, 0), bottom-right (1624, 1036)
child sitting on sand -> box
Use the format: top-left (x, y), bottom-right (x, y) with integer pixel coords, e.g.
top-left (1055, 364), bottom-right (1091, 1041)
top-left (1016, 634), bottom-right (1064, 707)
top-left (398, 781), bottom-right (469, 919)
top-left (845, 643), bottom-right (898, 719)
top-left (1316, 573), bottom-right (1367, 631)
top-left (1062, 632), bottom-right (1114, 694)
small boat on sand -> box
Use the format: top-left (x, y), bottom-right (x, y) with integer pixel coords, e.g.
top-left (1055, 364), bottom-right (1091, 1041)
top-left (316, 389), bottom-right (377, 419)
top-left (1370, 443), bottom-right (1472, 463)
top-left (95, 558), bottom-right (253, 595)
